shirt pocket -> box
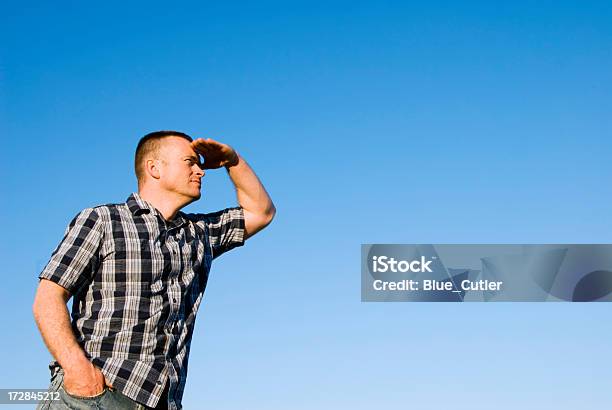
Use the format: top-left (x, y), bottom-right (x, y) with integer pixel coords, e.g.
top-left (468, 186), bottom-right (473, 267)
top-left (177, 231), bottom-right (209, 288)
top-left (192, 234), bottom-right (211, 269)
top-left (100, 238), bottom-right (163, 292)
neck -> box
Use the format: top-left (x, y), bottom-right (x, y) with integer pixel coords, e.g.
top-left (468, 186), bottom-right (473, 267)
top-left (138, 186), bottom-right (190, 221)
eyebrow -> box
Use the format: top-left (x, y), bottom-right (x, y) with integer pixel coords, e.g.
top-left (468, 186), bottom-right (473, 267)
top-left (184, 155), bottom-right (204, 166)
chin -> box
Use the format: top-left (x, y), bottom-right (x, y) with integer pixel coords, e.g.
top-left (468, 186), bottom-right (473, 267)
top-left (180, 190), bottom-right (201, 205)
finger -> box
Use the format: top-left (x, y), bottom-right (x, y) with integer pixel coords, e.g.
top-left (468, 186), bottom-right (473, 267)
top-left (104, 376), bottom-right (114, 389)
top-left (194, 139), bottom-right (219, 152)
top-left (204, 138), bottom-right (226, 149)
top-left (192, 139), bottom-right (209, 149)
top-left (193, 137), bottom-right (214, 146)
top-left (194, 143), bottom-right (211, 154)
top-left (192, 141), bottom-right (212, 156)
top-left (201, 152), bottom-right (216, 166)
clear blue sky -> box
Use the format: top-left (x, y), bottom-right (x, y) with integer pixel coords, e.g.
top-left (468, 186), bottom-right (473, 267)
top-left (1, 1), bottom-right (611, 408)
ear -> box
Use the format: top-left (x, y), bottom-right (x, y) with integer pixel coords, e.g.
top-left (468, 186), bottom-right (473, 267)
top-left (145, 159), bottom-right (161, 180)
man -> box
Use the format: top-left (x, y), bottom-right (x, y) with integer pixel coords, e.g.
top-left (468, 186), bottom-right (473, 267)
top-left (33, 131), bottom-right (275, 409)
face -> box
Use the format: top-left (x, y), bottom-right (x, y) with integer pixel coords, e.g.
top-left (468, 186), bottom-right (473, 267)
top-left (155, 136), bottom-right (205, 203)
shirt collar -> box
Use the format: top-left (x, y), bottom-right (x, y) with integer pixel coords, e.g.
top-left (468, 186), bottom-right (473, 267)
top-left (126, 192), bottom-right (153, 216)
top-left (126, 192), bottom-right (187, 227)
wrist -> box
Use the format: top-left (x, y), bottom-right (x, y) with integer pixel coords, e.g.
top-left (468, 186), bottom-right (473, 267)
top-left (62, 352), bottom-right (91, 374)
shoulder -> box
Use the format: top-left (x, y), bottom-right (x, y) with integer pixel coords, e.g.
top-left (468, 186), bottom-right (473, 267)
top-left (89, 201), bottom-right (132, 221)
top-left (67, 202), bottom-right (131, 231)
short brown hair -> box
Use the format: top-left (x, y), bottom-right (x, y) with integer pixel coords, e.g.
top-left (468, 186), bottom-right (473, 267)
top-left (135, 130), bottom-right (193, 183)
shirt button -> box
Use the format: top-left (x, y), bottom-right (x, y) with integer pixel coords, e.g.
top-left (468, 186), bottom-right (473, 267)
top-left (157, 380), bottom-right (163, 385)
top-left (173, 298), bottom-right (177, 303)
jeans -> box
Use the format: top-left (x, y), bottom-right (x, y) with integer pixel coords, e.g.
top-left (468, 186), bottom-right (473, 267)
top-left (36, 365), bottom-right (152, 410)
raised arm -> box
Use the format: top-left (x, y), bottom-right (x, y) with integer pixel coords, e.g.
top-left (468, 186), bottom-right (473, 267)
top-left (192, 138), bottom-right (276, 238)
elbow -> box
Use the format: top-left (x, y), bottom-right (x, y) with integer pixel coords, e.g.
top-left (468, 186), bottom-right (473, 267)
top-left (266, 203), bottom-right (277, 225)
top-left (260, 202), bottom-right (276, 228)
top-left (243, 202), bottom-right (276, 239)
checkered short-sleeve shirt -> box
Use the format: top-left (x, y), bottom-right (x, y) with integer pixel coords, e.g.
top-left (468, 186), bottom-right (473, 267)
top-left (39, 193), bottom-right (245, 409)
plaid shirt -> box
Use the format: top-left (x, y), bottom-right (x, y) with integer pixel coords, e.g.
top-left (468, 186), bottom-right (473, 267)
top-left (39, 193), bottom-right (245, 409)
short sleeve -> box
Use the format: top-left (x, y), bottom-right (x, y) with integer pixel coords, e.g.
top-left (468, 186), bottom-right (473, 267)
top-left (189, 207), bottom-right (245, 259)
top-left (39, 207), bottom-right (104, 294)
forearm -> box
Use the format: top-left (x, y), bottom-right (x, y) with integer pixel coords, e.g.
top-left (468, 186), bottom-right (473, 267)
top-left (191, 137), bottom-right (276, 236)
top-left (33, 285), bottom-right (89, 371)
top-left (225, 154), bottom-right (276, 235)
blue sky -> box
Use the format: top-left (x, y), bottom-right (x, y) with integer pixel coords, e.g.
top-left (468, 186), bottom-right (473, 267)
top-left (1, 1), bottom-right (611, 408)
